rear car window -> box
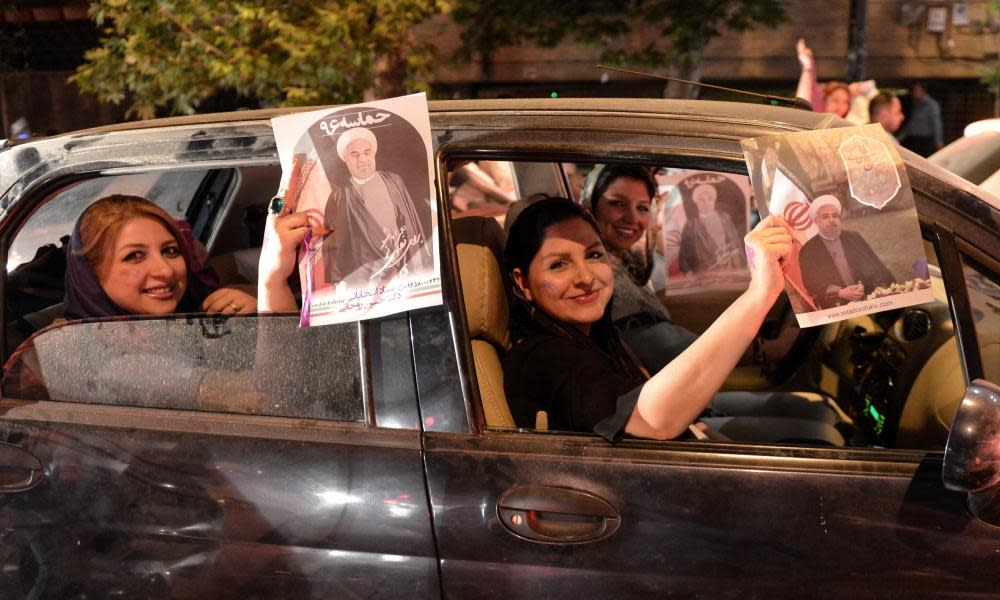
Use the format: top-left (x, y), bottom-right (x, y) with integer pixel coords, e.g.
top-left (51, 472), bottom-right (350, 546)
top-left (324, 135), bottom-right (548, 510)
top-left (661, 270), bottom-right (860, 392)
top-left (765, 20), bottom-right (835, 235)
top-left (8, 170), bottom-right (209, 272)
top-left (2, 166), bottom-right (366, 424)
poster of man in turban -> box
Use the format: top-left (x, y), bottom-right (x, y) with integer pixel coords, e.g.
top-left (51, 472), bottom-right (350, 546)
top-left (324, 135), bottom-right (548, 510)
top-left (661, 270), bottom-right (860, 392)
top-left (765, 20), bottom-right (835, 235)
top-left (653, 169), bottom-right (752, 289)
top-left (741, 124), bottom-right (933, 327)
top-left (270, 93), bottom-right (441, 326)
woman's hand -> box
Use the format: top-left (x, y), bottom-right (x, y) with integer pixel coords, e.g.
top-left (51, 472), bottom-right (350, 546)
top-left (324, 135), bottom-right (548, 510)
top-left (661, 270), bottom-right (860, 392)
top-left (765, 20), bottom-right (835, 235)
top-left (259, 211), bottom-right (315, 285)
top-left (796, 38), bottom-right (814, 71)
top-left (744, 215), bottom-right (793, 304)
top-left (257, 202), bottom-right (324, 312)
top-left (202, 287), bottom-right (257, 315)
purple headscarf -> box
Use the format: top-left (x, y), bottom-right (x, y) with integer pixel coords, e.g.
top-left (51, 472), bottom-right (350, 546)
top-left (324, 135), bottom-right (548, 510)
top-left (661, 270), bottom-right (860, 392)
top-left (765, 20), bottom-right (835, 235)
top-left (63, 211), bottom-right (217, 320)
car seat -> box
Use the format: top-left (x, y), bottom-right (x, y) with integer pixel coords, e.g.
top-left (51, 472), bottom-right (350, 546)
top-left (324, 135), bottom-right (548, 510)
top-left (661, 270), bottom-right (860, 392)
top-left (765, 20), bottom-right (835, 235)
top-left (457, 242), bottom-right (515, 428)
top-left (453, 216), bottom-right (517, 428)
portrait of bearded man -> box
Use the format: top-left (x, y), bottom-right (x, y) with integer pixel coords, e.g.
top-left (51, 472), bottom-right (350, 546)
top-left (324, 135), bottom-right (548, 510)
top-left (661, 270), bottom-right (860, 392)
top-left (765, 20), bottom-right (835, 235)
top-left (321, 126), bottom-right (432, 286)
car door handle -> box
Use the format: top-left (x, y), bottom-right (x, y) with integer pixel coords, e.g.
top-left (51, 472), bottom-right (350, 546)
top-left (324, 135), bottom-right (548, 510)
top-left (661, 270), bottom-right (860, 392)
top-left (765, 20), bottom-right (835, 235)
top-left (497, 485), bottom-right (620, 544)
top-left (0, 442), bottom-right (44, 492)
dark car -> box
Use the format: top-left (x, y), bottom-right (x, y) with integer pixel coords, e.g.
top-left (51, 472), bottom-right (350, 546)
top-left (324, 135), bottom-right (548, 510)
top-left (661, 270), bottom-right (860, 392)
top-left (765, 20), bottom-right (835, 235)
top-left (0, 99), bottom-right (999, 598)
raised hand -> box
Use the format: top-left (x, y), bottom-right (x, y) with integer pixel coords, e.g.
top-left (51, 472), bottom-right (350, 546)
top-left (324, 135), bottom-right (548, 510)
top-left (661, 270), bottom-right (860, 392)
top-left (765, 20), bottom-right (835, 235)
top-left (744, 215), bottom-right (794, 303)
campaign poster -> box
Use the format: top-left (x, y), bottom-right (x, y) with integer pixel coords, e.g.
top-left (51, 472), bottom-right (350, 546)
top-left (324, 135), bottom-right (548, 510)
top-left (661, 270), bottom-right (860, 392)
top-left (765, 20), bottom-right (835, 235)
top-left (270, 93), bottom-right (442, 326)
top-left (742, 124), bottom-right (933, 327)
top-left (654, 168), bottom-right (752, 290)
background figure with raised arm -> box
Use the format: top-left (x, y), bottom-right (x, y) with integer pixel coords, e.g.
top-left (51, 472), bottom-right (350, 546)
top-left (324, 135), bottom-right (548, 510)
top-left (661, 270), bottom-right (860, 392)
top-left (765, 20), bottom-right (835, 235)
top-left (323, 126), bottom-right (432, 286)
top-left (799, 195), bottom-right (894, 309)
top-left (795, 38), bottom-right (878, 126)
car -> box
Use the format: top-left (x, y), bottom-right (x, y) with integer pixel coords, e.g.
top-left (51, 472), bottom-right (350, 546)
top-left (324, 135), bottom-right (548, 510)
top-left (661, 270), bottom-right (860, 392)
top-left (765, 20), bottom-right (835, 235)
top-left (0, 98), bottom-right (999, 598)
top-left (929, 121), bottom-right (1000, 198)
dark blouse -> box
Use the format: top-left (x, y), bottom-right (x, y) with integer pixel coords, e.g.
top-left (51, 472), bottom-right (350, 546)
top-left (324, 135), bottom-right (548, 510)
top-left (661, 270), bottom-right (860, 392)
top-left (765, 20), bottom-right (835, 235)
top-left (502, 305), bottom-right (647, 443)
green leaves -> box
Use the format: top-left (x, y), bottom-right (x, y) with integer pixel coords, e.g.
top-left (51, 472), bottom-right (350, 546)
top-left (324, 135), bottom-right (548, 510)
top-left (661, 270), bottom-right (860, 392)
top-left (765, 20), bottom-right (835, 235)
top-left (451, 0), bottom-right (785, 79)
top-left (72, 0), bottom-right (443, 118)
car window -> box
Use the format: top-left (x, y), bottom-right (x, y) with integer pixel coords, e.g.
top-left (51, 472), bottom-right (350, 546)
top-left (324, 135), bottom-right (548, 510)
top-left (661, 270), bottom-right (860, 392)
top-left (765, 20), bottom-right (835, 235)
top-left (446, 160), bottom-right (565, 222)
top-left (456, 158), bottom-right (967, 452)
top-left (2, 314), bottom-right (365, 422)
top-left (1, 163), bottom-right (374, 425)
top-left (962, 257), bottom-right (1000, 383)
top-left (8, 170), bottom-right (210, 272)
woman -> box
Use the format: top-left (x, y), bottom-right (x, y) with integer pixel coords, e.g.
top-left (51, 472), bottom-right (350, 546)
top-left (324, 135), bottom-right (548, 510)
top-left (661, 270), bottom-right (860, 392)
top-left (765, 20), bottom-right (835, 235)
top-left (677, 181), bottom-right (745, 275)
top-left (3, 195), bottom-right (258, 402)
top-left (581, 164), bottom-right (697, 373)
top-left (64, 194), bottom-right (255, 319)
top-left (502, 198), bottom-right (792, 441)
top-left (795, 38), bottom-right (877, 126)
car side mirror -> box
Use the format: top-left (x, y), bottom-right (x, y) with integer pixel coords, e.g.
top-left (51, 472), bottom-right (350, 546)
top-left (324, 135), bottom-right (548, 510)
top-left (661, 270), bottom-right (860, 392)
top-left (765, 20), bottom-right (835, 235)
top-left (942, 379), bottom-right (1000, 525)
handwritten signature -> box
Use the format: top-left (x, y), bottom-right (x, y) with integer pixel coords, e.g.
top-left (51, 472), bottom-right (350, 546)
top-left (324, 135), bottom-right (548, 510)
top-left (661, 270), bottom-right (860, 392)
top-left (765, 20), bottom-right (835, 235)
top-left (369, 226), bottom-right (427, 280)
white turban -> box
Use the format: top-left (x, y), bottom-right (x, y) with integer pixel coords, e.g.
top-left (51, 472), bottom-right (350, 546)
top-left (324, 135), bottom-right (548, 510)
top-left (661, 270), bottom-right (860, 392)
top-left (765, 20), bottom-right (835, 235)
top-left (808, 194), bottom-right (842, 219)
top-left (336, 127), bottom-right (378, 160)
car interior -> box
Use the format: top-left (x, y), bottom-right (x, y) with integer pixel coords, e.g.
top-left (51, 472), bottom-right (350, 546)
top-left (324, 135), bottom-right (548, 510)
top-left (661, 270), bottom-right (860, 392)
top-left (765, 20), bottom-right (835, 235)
top-left (1, 153), bottom-right (989, 452)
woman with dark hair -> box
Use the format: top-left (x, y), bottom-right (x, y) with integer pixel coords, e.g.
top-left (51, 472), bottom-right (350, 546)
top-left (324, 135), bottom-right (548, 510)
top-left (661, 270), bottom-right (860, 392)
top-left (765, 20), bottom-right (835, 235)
top-left (581, 164), bottom-right (696, 373)
top-left (502, 197), bottom-right (794, 441)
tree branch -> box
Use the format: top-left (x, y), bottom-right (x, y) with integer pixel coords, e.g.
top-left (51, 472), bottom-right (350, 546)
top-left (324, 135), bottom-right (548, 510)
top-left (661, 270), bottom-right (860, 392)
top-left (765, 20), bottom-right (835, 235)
top-left (159, 6), bottom-right (227, 58)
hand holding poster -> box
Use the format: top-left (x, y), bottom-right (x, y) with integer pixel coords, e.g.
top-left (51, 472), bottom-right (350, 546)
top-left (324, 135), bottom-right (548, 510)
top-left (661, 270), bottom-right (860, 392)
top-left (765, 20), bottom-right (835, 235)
top-left (742, 124), bottom-right (933, 327)
top-left (266, 93), bottom-right (442, 326)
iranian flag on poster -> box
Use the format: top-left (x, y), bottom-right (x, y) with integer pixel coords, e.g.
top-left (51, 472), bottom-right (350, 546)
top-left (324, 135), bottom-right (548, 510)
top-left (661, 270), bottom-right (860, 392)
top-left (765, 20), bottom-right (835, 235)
top-left (741, 124), bottom-right (933, 327)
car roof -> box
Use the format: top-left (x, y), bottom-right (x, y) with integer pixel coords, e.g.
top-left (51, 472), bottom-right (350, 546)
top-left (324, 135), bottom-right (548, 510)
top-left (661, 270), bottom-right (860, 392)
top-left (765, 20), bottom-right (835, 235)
top-left (15, 98), bottom-right (841, 140)
top-left (2, 98), bottom-right (998, 218)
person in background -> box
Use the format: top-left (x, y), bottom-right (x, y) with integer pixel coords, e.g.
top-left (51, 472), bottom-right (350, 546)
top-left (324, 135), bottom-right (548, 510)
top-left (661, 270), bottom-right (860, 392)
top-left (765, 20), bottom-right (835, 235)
top-left (581, 165), bottom-right (697, 373)
top-left (869, 92), bottom-right (905, 136)
top-left (899, 82), bottom-right (944, 157)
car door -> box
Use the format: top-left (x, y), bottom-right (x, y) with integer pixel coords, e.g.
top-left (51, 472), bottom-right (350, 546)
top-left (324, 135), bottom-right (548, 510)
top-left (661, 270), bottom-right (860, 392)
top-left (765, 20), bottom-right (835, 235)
top-left (0, 129), bottom-right (440, 598)
top-left (420, 107), bottom-right (1000, 598)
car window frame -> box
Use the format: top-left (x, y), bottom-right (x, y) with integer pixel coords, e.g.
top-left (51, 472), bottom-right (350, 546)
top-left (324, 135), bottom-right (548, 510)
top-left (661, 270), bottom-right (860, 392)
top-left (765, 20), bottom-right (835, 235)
top-left (955, 237), bottom-right (1000, 382)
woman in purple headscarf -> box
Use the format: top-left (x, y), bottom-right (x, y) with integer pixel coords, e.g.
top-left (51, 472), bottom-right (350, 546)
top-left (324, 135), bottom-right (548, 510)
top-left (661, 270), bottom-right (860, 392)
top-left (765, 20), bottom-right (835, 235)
top-left (2, 195), bottom-right (257, 401)
top-left (63, 195), bottom-right (255, 320)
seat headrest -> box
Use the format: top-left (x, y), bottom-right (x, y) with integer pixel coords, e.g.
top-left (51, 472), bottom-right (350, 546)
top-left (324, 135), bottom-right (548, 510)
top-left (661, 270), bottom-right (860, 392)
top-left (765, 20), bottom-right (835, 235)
top-left (452, 215), bottom-right (506, 266)
top-left (457, 243), bottom-right (510, 350)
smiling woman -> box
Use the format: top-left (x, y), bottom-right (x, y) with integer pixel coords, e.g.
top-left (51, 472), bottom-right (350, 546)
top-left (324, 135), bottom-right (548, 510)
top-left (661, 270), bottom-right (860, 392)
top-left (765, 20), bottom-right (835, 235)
top-left (583, 165), bottom-right (698, 373)
top-left (64, 195), bottom-right (256, 320)
top-left (502, 197), bottom-right (796, 441)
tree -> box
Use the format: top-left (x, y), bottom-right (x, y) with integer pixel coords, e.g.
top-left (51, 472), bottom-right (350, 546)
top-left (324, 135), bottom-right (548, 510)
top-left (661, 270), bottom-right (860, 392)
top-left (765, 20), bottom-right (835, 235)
top-left (977, 0), bottom-right (1000, 118)
top-left (450, 0), bottom-right (786, 98)
top-left (71, 0), bottom-right (443, 119)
